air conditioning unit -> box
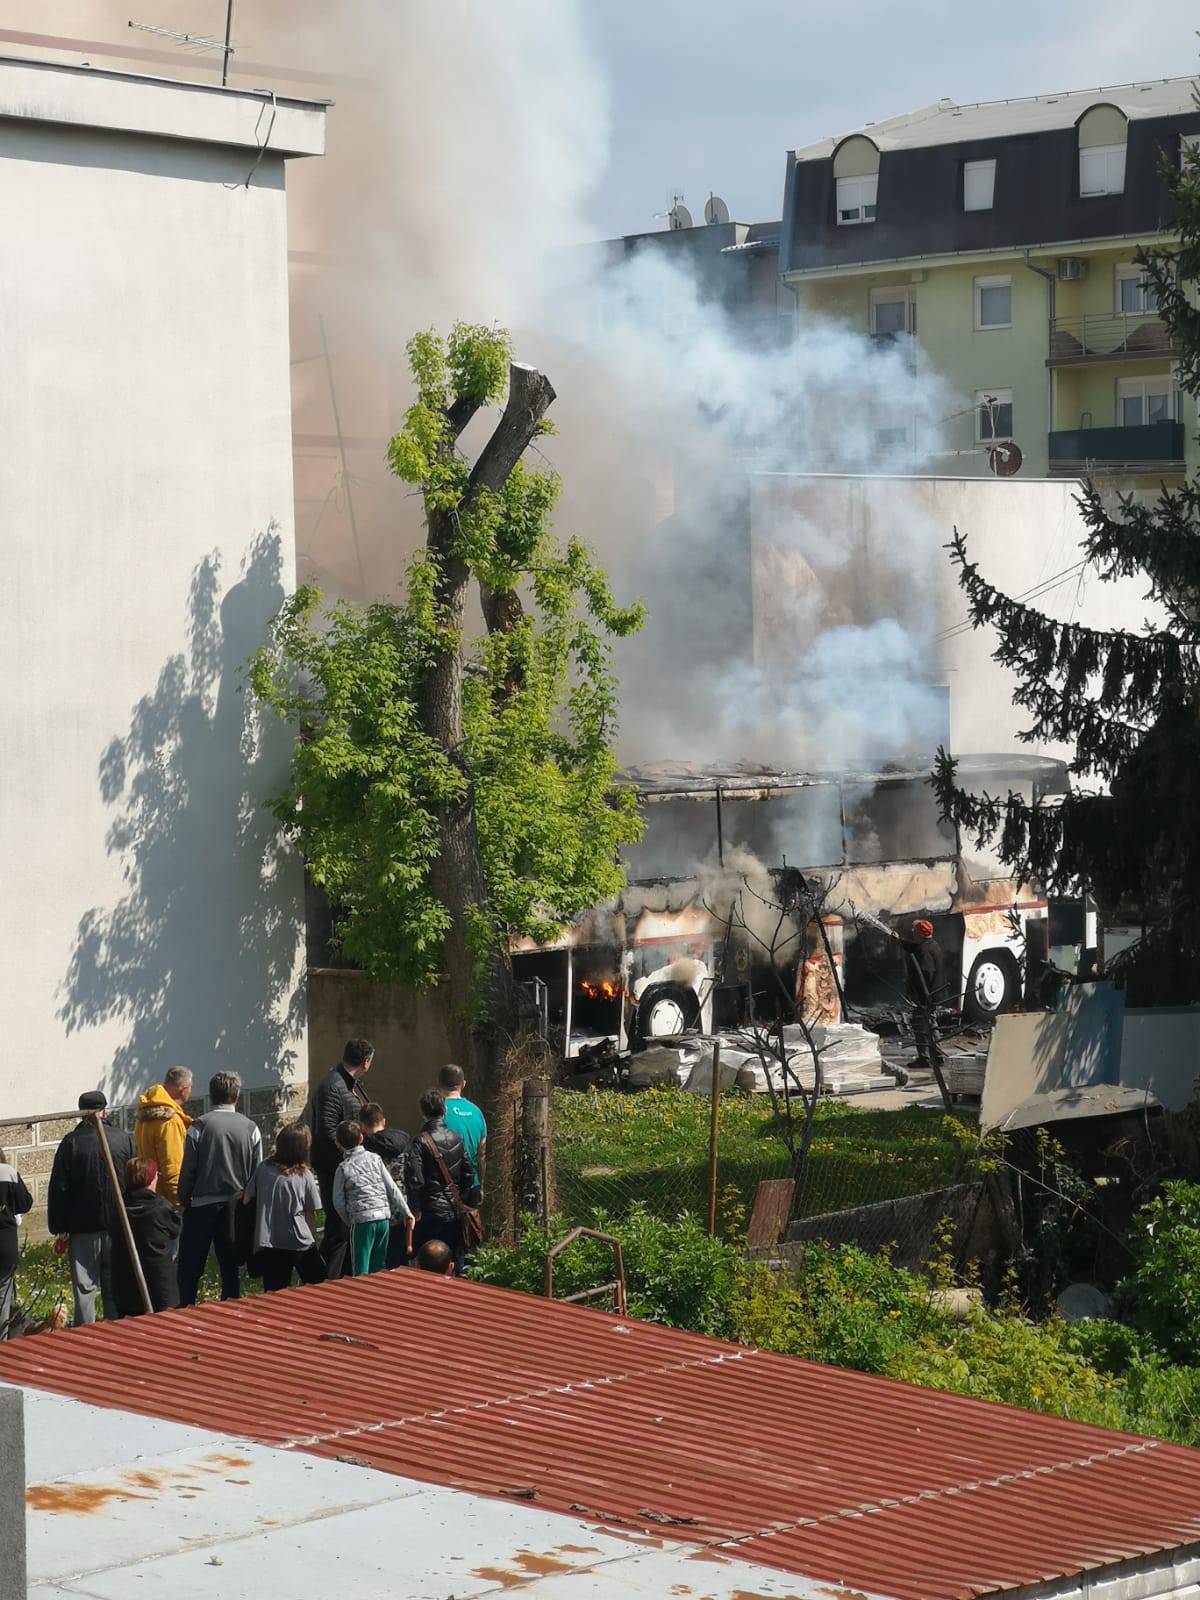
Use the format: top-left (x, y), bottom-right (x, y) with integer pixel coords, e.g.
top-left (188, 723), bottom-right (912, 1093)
top-left (1057, 257), bottom-right (1087, 281)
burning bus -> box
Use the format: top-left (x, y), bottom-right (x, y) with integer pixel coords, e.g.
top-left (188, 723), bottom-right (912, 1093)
top-left (511, 753), bottom-right (1079, 1058)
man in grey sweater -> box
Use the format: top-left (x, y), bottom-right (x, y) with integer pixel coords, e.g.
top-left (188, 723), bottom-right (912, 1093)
top-left (177, 1071), bottom-right (262, 1305)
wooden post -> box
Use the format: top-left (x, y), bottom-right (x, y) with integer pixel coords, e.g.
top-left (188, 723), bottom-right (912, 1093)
top-left (521, 1075), bottom-right (553, 1226)
top-left (706, 1041), bottom-right (722, 1237)
top-left (91, 1112), bottom-right (153, 1317)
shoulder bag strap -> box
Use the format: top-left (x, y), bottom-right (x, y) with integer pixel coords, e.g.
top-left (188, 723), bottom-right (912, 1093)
top-left (421, 1132), bottom-right (466, 1217)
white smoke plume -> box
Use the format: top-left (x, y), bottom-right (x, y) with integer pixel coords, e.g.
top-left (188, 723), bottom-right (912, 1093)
top-left (11, 4), bottom-right (959, 779)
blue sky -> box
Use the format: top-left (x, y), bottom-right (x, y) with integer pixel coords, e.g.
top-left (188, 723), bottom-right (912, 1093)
top-left (582, 1), bottom-right (1200, 235)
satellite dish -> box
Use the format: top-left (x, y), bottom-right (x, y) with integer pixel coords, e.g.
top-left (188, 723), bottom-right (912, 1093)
top-left (988, 440), bottom-right (1023, 477)
top-left (704, 193), bottom-right (731, 225)
top-left (668, 201), bottom-right (693, 231)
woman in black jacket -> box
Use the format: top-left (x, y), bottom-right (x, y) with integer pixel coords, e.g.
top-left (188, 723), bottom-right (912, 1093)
top-left (0, 1145), bottom-right (33, 1338)
top-left (407, 1090), bottom-right (480, 1275)
top-left (111, 1156), bottom-right (182, 1316)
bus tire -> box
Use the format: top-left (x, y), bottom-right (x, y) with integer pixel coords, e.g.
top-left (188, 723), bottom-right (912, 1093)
top-left (963, 950), bottom-right (1019, 1023)
top-left (631, 981), bottom-right (703, 1050)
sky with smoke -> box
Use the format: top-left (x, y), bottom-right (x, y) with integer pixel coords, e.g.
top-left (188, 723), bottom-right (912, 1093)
top-left (4, 3), bottom-right (1192, 774)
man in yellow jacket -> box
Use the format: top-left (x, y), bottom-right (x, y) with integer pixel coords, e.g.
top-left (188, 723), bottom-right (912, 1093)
top-left (134, 1067), bottom-right (193, 1207)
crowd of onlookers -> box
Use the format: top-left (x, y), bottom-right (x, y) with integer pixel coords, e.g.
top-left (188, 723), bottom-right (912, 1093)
top-left (0, 1039), bottom-right (485, 1333)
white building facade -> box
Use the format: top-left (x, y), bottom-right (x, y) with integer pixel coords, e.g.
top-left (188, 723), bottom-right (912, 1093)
top-left (0, 58), bottom-right (325, 1128)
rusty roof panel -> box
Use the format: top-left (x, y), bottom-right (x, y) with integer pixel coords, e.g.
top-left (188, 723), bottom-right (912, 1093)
top-left (3, 1271), bottom-right (1200, 1600)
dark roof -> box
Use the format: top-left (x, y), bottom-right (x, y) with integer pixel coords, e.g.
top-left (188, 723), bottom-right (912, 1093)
top-left (4, 1272), bottom-right (1200, 1600)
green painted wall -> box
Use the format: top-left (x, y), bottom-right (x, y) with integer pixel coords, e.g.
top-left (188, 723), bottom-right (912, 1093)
top-left (791, 236), bottom-right (1193, 483)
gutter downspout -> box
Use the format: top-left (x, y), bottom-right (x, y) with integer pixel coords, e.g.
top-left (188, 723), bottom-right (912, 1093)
top-left (1024, 248), bottom-right (1057, 446)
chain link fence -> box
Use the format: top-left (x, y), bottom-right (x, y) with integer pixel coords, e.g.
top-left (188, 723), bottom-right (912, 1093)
top-left (547, 1085), bottom-right (983, 1255)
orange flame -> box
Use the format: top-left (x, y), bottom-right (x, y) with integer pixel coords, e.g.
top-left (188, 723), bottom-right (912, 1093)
top-left (579, 978), bottom-right (621, 1001)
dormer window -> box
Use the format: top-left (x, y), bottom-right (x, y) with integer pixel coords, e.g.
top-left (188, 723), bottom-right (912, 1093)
top-left (833, 135), bottom-right (880, 226)
top-left (964, 159), bottom-right (996, 212)
top-left (1078, 104), bottom-right (1128, 196)
top-left (837, 175), bottom-right (877, 224)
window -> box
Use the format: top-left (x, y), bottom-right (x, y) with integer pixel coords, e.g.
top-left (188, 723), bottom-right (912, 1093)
top-left (1079, 143), bottom-right (1126, 197)
top-left (870, 287), bottom-right (915, 336)
top-left (976, 389), bottom-right (1013, 441)
top-left (1116, 264), bottom-right (1158, 314)
top-left (974, 275), bottom-right (1012, 329)
top-left (964, 159), bottom-right (996, 212)
top-left (1182, 136), bottom-right (1200, 174)
top-left (1117, 376), bottom-right (1177, 427)
top-left (836, 174), bottom-right (877, 225)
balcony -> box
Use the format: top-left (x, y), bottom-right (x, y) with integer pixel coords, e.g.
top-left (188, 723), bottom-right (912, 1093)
top-left (1048, 420), bottom-right (1185, 476)
top-left (1048, 311), bottom-right (1179, 366)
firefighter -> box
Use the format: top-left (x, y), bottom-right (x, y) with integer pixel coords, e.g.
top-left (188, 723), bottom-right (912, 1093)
top-left (899, 918), bottom-right (949, 1082)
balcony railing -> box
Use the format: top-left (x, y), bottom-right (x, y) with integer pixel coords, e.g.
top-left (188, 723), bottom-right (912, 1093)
top-left (1048, 420), bottom-right (1185, 473)
top-left (1048, 311), bottom-right (1179, 365)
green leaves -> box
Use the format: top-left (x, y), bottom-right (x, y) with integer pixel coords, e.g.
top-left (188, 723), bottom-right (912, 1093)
top-left (253, 321), bottom-right (644, 994)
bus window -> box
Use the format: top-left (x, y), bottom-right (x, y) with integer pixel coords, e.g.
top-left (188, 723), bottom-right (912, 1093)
top-left (719, 783), bottom-right (843, 869)
top-left (621, 794), bottom-right (719, 881)
top-left (843, 779), bottom-right (954, 864)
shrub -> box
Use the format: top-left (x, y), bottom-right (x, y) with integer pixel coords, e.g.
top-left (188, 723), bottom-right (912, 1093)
top-left (1119, 1181), bottom-right (1200, 1362)
top-left (471, 1206), bottom-right (741, 1337)
top-left (889, 1312), bottom-right (1126, 1428)
top-left (732, 1244), bottom-right (951, 1374)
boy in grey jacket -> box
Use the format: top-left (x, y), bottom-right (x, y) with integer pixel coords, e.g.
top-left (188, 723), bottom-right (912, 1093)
top-left (177, 1072), bottom-right (262, 1305)
top-left (332, 1120), bottom-right (413, 1276)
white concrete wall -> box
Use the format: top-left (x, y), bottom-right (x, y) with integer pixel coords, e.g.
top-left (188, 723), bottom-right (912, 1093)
top-left (0, 81), bottom-right (317, 1115)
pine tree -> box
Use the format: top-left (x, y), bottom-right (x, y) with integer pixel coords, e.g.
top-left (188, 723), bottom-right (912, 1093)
top-left (933, 132), bottom-right (1200, 1004)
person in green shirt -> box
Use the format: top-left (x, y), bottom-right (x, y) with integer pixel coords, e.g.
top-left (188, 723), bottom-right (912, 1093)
top-left (437, 1064), bottom-right (487, 1187)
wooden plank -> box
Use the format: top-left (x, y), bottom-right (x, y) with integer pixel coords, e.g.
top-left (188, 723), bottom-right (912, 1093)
top-left (746, 1178), bottom-right (795, 1250)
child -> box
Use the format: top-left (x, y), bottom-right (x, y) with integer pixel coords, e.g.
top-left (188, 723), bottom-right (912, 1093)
top-left (332, 1120), bottom-right (413, 1276)
top-left (360, 1103), bottom-right (413, 1268)
top-left (111, 1156), bottom-right (182, 1316)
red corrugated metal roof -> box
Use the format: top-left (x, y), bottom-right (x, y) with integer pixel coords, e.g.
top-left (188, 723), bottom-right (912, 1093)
top-left (4, 1272), bottom-right (1200, 1600)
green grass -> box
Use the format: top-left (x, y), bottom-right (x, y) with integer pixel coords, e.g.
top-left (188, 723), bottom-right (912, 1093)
top-left (552, 1088), bottom-right (975, 1233)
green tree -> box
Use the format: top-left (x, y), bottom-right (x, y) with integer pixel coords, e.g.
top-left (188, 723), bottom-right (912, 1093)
top-left (933, 133), bottom-right (1200, 1003)
top-left (251, 324), bottom-right (643, 1090)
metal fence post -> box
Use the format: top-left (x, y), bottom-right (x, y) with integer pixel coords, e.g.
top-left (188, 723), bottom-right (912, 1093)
top-left (0, 1386), bottom-right (26, 1595)
top-left (707, 1041), bottom-right (722, 1236)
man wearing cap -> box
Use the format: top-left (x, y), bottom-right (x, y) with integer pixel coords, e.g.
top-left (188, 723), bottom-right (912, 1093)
top-left (47, 1091), bottom-right (135, 1326)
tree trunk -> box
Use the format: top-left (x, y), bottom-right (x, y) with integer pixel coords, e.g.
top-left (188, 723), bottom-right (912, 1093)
top-left (416, 362), bottom-right (556, 1103)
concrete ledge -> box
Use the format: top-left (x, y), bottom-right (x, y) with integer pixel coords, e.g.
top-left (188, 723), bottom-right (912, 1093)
top-left (0, 54), bottom-right (327, 156)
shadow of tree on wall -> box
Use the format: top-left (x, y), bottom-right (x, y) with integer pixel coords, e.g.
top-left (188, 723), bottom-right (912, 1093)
top-left (59, 530), bottom-right (305, 1106)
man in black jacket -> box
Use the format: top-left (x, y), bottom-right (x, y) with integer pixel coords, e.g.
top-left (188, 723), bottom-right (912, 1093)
top-left (46, 1090), bottom-right (134, 1325)
top-left (899, 919), bottom-right (950, 1098)
top-left (310, 1039), bottom-right (374, 1277)
top-left (407, 1089), bottom-right (479, 1276)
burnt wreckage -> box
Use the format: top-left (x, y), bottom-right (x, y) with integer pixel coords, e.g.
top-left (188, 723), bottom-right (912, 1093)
top-left (511, 755), bottom-right (1079, 1062)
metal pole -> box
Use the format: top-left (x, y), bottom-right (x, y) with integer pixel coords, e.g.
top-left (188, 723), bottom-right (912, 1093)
top-left (222, 0), bottom-right (234, 85)
top-left (91, 1113), bottom-right (153, 1317)
top-left (706, 1040), bottom-right (722, 1237)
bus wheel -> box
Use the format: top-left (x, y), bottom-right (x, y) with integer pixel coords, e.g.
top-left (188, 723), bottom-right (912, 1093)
top-left (964, 952), bottom-right (1017, 1023)
top-left (631, 981), bottom-right (702, 1049)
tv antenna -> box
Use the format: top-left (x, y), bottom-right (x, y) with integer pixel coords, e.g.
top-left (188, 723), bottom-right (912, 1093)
top-left (129, 2), bottom-right (236, 84)
top-left (704, 193), bottom-right (730, 225)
